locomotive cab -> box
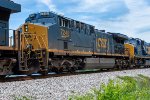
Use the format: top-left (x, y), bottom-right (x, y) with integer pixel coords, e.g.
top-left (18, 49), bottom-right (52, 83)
top-left (26, 12), bottom-right (57, 26)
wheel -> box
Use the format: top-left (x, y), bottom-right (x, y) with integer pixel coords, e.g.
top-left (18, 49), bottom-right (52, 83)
top-left (27, 59), bottom-right (40, 73)
top-left (61, 60), bottom-right (77, 73)
top-left (52, 67), bottom-right (62, 74)
top-left (59, 67), bottom-right (64, 73)
top-left (40, 71), bottom-right (48, 76)
top-left (68, 67), bottom-right (76, 73)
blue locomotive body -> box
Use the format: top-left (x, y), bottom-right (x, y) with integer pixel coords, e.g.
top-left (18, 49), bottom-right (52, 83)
top-left (25, 12), bottom-right (129, 57)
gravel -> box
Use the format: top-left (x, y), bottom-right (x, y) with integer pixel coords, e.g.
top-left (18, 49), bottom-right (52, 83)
top-left (0, 68), bottom-right (150, 100)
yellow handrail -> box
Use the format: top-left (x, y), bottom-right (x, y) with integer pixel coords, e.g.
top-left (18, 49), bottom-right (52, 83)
top-left (40, 35), bottom-right (47, 49)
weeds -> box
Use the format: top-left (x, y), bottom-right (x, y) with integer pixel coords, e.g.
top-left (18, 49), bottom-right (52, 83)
top-left (13, 95), bottom-right (35, 100)
top-left (69, 74), bottom-right (150, 100)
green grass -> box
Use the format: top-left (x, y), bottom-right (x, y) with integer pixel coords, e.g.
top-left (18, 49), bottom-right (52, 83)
top-left (13, 96), bottom-right (35, 100)
top-left (69, 74), bottom-right (150, 100)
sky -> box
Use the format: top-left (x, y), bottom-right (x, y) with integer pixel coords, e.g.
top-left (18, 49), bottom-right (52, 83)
top-left (10, 0), bottom-right (150, 42)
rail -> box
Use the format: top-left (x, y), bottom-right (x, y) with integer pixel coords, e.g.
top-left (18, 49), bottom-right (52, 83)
top-left (0, 67), bottom-right (149, 82)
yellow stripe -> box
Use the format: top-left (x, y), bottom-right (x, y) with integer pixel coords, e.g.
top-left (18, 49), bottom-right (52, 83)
top-left (0, 46), bottom-right (17, 51)
top-left (48, 49), bottom-right (93, 55)
top-left (48, 49), bottom-right (129, 57)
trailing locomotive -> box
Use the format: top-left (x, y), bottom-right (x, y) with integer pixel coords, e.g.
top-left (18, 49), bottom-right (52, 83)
top-left (126, 38), bottom-right (150, 67)
top-left (0, 0), bottom-right (150, 77)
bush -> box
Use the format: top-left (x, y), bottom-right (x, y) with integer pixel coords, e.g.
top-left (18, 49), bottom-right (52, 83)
top-left (69, 74), bottom-right (150, 100)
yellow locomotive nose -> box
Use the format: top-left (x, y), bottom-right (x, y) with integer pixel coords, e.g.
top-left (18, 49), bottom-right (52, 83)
top-left (20, 23), bottom-right (49, 51)
top-left (124, 43), bottom-right (135, 59)
top-left (15, 23), bottom-right (49, 74)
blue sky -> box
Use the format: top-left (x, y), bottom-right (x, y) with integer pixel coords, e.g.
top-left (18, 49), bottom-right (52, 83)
top-left (10, 0), bottom-right (150, 42)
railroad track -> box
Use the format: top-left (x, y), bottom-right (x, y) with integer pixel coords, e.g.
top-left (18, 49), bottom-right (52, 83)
top-left (0, 67), bottom-right (149, 83)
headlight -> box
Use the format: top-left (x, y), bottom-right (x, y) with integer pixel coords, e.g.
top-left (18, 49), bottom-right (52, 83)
top-left (24, 25), bottom-right (28, 32)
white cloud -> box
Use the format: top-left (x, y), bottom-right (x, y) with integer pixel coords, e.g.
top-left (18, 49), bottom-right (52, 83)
top-left (77, 0), bottom-right (109, 12)
top-left (112, 0), bottom-right (150, 41)
top-left (37, 0), bottom-right (63, 14)
top-left (37, 0), bottom-right (56, 12)
top-left (72, 0), bottom-right (150, 42)
top-left (68, 0), bottom-right (122, 13)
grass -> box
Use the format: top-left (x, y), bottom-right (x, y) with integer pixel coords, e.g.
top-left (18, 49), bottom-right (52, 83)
top-left (69, 74), bottom-right (150, 100)
top-left (13, 96), bottom-right (35, 100)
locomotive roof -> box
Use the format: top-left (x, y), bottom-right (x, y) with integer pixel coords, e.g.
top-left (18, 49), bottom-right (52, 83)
top-left (108, 32), bottom-right (129, 40)
top-left (26, 11), bottom-right (94, 27)
top-left (58, 14), bottom-right (94, 27)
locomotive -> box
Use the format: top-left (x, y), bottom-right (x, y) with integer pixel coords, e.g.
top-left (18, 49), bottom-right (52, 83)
top-left (0, 1), bottom-right (150, 77)
top-left (126, 38), bottom-right (150, 67)
top-left (14, 12), bottom-right (150, 75)
top-left (0, 0), bottom-right (21, 77)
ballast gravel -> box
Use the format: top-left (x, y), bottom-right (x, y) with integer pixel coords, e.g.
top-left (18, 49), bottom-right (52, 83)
top-left (0, 68), bottom-right (150, 100)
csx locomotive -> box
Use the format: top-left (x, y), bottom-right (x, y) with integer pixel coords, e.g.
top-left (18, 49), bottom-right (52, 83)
top-left (0, 1), bottom-right (150, 77)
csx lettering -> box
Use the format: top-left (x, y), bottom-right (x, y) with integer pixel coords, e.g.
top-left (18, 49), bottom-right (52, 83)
top-left (61, 29), bottom-right (70, 38)
top-left (97, 38), bottom-right (107, 48)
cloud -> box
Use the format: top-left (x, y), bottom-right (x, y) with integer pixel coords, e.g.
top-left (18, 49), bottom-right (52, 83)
top-left (68, 0), bottom-right (127, 14)
top-left (116, 0), bottom-right (150, 40)
top-left (37, 0), bottom-right (63, 14)
top-left (37, 0), bottom-right (56, 11)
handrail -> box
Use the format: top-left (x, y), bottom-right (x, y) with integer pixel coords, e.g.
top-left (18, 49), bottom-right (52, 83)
top-left (124, 48), bottom-right (130, 56)
top-left (40, 35), bottom-right (47, 49)
top-left (22, 33), bottom-right (47, 49)
top-left (36, 35), bottom-right (42, 48)
top-left (23, 34), bottom-right (30, 46)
